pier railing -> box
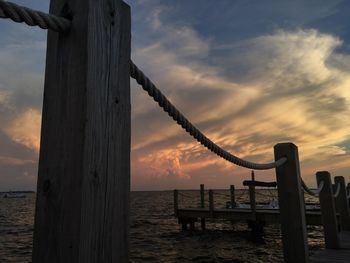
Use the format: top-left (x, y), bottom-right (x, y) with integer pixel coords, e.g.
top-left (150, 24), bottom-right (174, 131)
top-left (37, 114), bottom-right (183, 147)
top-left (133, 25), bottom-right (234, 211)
top-left (0, 1), bottom-right (349, 263)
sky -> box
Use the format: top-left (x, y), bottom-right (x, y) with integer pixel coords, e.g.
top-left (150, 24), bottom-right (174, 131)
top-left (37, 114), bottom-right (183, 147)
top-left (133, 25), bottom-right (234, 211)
top-left (0, 0), bottom-right (349, 191)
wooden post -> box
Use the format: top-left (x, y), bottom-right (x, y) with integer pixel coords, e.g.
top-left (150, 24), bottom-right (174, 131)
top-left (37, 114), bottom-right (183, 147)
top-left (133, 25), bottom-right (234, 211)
top-left (347, 183), bottom-right (350, 209)
top-left (274, 143), bottom-right (309, 263)
top-left (209, 190), bottom-right (214, 217)
top-left (249, 171), bottom-right (256, 217)
top-left (32, 1), bottom-right (131, 262)
top-left (230, 185), bottom-right (235, 208)
top-left (174, 190), bottom-right (179, 217)
top-left (200, 184), bottom-right (206, 230)
top-left (316, 171), bottom-right (340, 249)
top-left (334, 176), bottom-right (350, 231)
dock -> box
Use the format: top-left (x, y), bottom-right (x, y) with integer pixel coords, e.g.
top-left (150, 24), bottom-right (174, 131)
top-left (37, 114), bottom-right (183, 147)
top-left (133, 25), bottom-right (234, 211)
top-left (311, 231), bottom-right (350, 263)
top-left (1, 2), bottom-right (349, 262)
top-left (174, 170), bottom-right (350, 263)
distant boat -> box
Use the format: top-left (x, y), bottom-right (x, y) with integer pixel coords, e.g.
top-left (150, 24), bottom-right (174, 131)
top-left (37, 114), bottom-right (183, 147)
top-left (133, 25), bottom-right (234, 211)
top-left (3, 192), bottom-right (26, 198)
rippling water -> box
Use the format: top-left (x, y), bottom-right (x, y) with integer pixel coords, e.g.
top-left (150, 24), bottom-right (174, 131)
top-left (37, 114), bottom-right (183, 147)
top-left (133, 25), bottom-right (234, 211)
top-left (0, 190), bottom-right (324, 262)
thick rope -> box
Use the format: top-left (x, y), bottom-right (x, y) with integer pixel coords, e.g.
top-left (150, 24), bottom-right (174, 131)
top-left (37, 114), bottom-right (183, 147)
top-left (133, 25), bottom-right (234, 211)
top-left (333, 183), bottom-right (341, 198)
top-left (301, 179), bottom-right (324, 197)
top-left (0, 0), bottom-right (70, 32)
top-left (130, 61), bottom-right (287, 170)
top-left (0, 1), bottom-right (288, 170)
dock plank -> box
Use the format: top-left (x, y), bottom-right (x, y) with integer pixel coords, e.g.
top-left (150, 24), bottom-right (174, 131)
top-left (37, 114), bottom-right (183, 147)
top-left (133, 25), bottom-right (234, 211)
top-left (176, 208), bottom-right (322, 225)
top-left (310, 231), bottom-right (350, 263)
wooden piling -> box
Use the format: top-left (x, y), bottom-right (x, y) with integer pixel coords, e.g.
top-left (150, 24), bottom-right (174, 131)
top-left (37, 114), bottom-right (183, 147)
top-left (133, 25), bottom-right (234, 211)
top-left (249, 171), bottom-right (256, 217)
top-left (32, 1), bottom-right (131, 262)
top-left (174, 190), bottom-right (179, 217)
top-left (200, 184), bottom-right (206, 230)
top-left (347, 183), bottom-right (350, 208)
top-left (274, 143), bottom-right (309, 263)
top-left (334, 176), bottom-right (350, 231)
top-left (316, 171), bottom-right (340, 249)
top-left (209, 190), bottom-right (214, 217)
top-left (230, 185), bottom-right (235, 208)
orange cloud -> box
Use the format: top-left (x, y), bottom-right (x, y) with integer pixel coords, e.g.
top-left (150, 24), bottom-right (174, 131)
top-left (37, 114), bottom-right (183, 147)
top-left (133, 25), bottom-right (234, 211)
top-left (5, 108), bottom-right (41, 153)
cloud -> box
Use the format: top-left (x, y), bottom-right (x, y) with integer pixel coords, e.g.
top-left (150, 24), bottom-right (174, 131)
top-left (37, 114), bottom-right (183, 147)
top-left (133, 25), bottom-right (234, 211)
top-left (1, 0), bottom-right (350, 190)
top-left (131, 13), bottom-right (350, 188)
top-left (4, 108), bottom-right (41, 153)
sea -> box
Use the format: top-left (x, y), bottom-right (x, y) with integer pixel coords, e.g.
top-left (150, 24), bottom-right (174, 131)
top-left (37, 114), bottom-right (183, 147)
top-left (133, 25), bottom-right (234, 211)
top-left (0, 190), bottom-right (324, 263)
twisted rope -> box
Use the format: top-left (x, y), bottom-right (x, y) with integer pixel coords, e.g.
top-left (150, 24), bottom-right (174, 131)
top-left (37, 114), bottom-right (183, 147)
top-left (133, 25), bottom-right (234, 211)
top-left (333, 183), bottom-right (341, 198)
top-left (130, 61), bottom-right (287, 170)
top-left (0, 1), bottom-right (288, 170)
top-left (0, 0), bottom-right (70, 32)
top-left (301, 179), bottom-right (324, 197)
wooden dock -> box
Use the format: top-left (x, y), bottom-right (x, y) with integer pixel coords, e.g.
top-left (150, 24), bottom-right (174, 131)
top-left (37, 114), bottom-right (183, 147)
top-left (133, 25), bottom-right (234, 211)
top-left (311, 231), bottom-right (350, 263)
top-left (174, 171), bottom-right (350, 263)
top-left (2, 3), bottom-right (350, 263)
top-left (176, 207), bottom-right (323, 226)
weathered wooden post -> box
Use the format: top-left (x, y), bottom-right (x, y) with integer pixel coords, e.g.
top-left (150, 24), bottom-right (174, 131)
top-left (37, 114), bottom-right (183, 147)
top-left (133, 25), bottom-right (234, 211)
top-left (316, 171), bottom-right (340, 249)
top-left (209, 190), bottom-right (214, 217)
top-left (274, 143), bottom-right (309, 263)
top-left (32, 1), bottom-right (131, 262)
top-left (174, 190), bottom-right (179, 217)
top-left (200, 184), bottom-right (206, 230)
top-left (334, 176), bottom-right (350, 231)
top-left (347, 183), bottom-right (350, 208)
top-left (230, 185), bottom-right (235, 208)
top-left (249, 171), bottom-right (256, 217)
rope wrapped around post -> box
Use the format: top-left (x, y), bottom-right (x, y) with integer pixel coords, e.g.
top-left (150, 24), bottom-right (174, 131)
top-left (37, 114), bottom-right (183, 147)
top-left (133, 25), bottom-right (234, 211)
top-left (0, 0), bottom-right (70, 32)
top-left (0, 0), bottom-right (288, 170)
top-left (130, 61), bottom-right (287, 170)
top-left (301, 179), bottom-right (324, 197)
top-left (333, 182), bottom-right (341, 198)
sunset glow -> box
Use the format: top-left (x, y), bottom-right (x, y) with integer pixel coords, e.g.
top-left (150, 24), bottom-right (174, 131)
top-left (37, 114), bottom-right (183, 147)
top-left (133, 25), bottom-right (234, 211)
top-left (0, 0), bottom-right (349, 191)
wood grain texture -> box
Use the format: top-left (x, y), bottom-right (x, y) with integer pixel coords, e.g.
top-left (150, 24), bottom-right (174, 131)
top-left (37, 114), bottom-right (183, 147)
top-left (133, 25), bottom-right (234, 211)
top-left (317, 171), bottom-right (340, 249)
top-left (311, 231), bottom-right (350, 263)
top-left (334, 176), bottom-right (350, 231)
top-left (32, 0), bottom-right (131, 262)
top-left (274, 143), bottom-right (309, 263)
top-left (347, 183), bottom-right (350, 208)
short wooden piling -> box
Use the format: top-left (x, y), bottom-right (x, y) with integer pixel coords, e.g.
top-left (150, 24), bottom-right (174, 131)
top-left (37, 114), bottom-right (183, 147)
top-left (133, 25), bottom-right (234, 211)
top-left (230, 185), bottom-right (235, 208)
top-left (200, 184), bottom-right (206, 230)
top-left (209, 190), bottom-right (214, 217)
top-left (274, 143), bottom-right (309, 263)
top-left (317, 171), bottom-right (340, 249)
top-left (249, 171), bottom-right (256, 217)
top-left (347, 183), bottom-right (350, 208)
top-left (174, 190), bottom-right (179, 217)
top-left (32, 1), bottom-right (131, 262)
top-left (334, 176), bottom-right (350, 231)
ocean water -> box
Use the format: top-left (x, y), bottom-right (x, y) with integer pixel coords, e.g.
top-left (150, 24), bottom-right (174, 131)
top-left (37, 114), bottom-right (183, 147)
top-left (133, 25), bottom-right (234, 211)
top-left (0, 190), bottom-right (324, 263)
